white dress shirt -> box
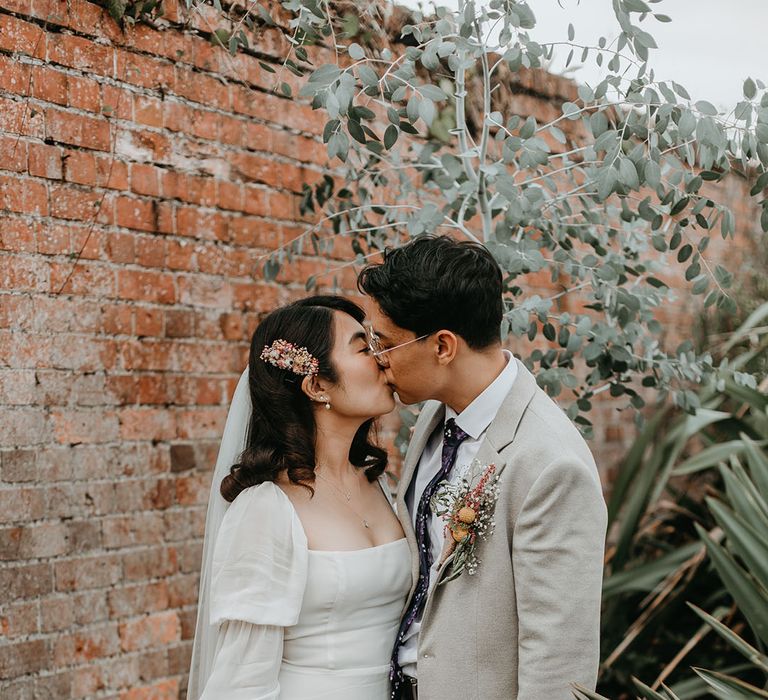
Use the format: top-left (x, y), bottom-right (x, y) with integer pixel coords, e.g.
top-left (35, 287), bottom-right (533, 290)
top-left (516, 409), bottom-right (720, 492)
top-left (398, 350), bottom-right (518, 678)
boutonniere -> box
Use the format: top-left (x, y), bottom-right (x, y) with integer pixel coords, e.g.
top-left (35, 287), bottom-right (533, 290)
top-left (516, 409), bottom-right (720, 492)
top-left (431, 460), bottom-right (501, 584)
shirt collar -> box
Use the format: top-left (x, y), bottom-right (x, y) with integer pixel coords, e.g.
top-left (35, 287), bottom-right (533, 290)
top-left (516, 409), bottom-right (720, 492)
top-left (444, 350), bottom-right (518, 440)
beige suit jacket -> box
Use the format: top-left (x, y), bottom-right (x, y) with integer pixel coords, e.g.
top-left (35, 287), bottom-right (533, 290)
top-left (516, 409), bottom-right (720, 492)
top-left (397, 359), bottom-right (607, 699)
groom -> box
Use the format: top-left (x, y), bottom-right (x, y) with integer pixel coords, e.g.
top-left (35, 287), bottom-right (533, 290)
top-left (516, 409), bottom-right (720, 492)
top-left (358, 235), bottom-right (607, 700)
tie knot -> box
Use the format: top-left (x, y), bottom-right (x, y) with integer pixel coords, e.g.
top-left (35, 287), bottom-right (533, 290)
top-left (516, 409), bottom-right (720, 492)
top-left (443, 418), bottom-right (469, 447)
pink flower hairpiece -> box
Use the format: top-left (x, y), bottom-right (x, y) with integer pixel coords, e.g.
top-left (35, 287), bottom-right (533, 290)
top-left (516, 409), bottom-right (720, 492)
top-left (260, 339), bottom-right (319, 376)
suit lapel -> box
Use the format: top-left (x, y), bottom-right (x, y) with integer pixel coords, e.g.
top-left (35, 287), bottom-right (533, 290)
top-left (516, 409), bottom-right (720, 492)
top-left (484, 359), bottom-right (538, 459)
top-left (397, 401), bottom-right (445, 594)
top-left (431, 359), bottom-right (539, 587)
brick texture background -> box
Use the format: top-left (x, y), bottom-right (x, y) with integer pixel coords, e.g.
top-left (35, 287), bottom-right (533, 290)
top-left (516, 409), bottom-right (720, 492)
top-left (0, 0), bottom-right (762, 696)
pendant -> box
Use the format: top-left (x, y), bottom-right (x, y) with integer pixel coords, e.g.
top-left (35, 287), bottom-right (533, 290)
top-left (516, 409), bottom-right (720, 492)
top-left (363, 520), bottom-right (370, 529)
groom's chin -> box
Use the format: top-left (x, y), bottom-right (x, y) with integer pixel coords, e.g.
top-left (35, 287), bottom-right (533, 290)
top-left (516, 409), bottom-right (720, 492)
top-left (393, 389), bottom-right (416, 406)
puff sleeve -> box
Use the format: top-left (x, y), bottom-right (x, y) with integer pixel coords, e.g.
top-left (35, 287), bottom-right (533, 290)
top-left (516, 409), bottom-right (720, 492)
top-left (200, 482), bottom-right (308, 699)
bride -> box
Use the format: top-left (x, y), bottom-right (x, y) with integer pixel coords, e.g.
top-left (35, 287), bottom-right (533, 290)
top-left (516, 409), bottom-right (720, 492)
top-left (188, 295), bottom-right (411, 699)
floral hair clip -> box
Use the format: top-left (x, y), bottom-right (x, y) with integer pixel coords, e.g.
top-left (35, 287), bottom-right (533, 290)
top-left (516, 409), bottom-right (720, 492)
top-left (260, 339), bottom-right (319, 376)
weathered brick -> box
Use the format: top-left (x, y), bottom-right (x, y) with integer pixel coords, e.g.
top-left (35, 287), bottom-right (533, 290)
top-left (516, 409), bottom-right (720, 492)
top-left (133, 94), bottom-right (163, 128)
top-left (164, 238), bottom-right (196, 271)
top-left (49, 183), bottom-right (114, 223)
top-left (129, 163), bottom-right (161, 197)
top-left (168, 443), bottom-right (195, 472)
top-left (40, 590), bottom-right (109, 633)
top-left (177, 274), bottom-right (232, 309)
top-left (46, 481), bottom-right (116, 519)
top-left (168, 639), bottom-right (193, 675)
top-left (49, 260), bottom-right (115, 297)
top-left (117, 269), bottom-right (175, 304)
top-left (119, 610), bottom-right (180, 652)
top-left (0, 639), bottom-right (50, 680)
top-left (29, 64), bottom-right (68, 105)
top-left (118, 407), bottom-right (176, 441)
top-left (67, 73), bottom-right (102, 112)
top-left (0, 562), bottom-right (53, 600)
top-left (47, 33), bottom-right (114, 77)
top-left (164, 309), bottom-right (194, 338)
top-left (55, 553), bottom-right (123, 592)
top-left (0, 134), bottom-right (28, 173)
top-left (121, 677), bottom-right (180, 700)
top-left (0, 174), bottom-right (49, 216)
top-left (0, 408), bottom-right (50, 448)
top-left (122, 545), bottom-right (178, 582)
top-left (0, 448), bottom-right (38, 482)
top-left (17, 520), bottom-right (70, 558)
top-left (28, 141), bottom-right (64, 179)
top-left (0, 13), bottom-right (47, 58)
top-left (0, 254), bottom-right (49, 291)
top-left (108, 580), bottom-right (169, 618)
top-left (135, 237), bottom-right (165, 269)
top-left (113, 477), bottom-right (175, 513)
top-left (0, 600), bottom-right (39, 637)
top-left (134, 305), bottom-right (164, 336)
top-left (101, 83), bottom-right (134, 121)
top-left (116, 49), bottom-right (174, 91)
top-left (45, 107), bottom-right (112, 151)
top-left (166, 572), bottom-right (199, 608)
top-left (174, 471), bottom-right (211, 506)
top-left (0, 216), bottom-right (37, 253)
top-left (53, 622), bottom-right (120, 666)
top-left (115, 195), bottom-right (159, 232)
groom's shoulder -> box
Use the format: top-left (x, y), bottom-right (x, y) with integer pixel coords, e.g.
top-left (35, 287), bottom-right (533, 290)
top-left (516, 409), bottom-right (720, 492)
top-left (505, 380), bottom-right (595, 466)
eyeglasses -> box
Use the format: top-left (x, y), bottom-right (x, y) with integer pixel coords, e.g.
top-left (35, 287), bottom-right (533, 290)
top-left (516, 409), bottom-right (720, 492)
top-left (365, 325), bottom-right (431, 368)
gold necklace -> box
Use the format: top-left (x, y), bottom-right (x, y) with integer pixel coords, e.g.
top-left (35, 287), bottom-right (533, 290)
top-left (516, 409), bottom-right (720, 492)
top-left (315, 470), bottom-right (352, 500)
top-left (315, 470), bottom-right (371, 529)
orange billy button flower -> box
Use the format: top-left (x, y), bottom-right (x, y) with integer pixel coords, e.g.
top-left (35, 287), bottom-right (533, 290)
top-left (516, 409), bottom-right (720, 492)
top-left (451, 526), bottom-right (470, 542)
top-left (458, 506), bottom-right (476, 524)
top-left (432, 461), bottom-right (501, 584)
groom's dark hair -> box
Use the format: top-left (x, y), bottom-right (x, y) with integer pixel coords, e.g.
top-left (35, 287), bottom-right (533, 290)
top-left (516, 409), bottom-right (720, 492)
top-left (358, 234), bottom-right (503, 349)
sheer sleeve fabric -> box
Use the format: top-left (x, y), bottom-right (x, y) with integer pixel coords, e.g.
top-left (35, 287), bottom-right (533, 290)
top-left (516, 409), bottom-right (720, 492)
top-left (201, 482), bottom-right (308, 699)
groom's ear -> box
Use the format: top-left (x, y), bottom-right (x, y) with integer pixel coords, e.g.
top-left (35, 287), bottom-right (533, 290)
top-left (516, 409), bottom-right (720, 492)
top-left (434, 330), bottom-right (458, 365)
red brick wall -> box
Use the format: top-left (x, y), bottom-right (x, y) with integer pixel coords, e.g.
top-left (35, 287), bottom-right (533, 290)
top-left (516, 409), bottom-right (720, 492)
top-left (0, 0), bottom-right (760, 696)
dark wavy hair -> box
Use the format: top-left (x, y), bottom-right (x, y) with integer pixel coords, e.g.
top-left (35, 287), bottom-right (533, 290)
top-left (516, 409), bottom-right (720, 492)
top-left (220, 295), bottom-right (388, 503)
top-left (358, 234), bottom-right (503, 349)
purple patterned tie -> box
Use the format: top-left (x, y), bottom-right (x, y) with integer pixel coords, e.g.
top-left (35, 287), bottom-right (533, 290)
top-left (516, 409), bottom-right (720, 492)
top-left (390, 418), bottom-right (470, 699)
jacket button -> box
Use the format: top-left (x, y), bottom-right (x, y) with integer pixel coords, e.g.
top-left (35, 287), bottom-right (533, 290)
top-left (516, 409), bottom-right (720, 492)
top-left (423, 653), bottom-right (430, 659)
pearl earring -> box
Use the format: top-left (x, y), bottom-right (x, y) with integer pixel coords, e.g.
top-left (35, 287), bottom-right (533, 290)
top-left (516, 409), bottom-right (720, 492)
top-left (324, 398), bottom-right (331, 410)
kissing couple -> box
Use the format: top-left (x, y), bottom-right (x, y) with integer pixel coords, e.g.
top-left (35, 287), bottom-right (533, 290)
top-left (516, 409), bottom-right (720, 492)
top-left (188, 235), bottom-right (607, 700)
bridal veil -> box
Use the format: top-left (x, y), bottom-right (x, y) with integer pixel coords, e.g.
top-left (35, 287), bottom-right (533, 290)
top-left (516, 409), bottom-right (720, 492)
top-left (187, 368), bottom-right (251, 699)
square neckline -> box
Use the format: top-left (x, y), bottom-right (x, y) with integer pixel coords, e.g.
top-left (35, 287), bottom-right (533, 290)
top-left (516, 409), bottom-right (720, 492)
top-left (272, 478), bottom-right (407, 554)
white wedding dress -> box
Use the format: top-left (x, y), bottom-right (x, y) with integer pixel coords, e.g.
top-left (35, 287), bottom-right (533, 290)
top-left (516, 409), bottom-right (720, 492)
top-left (199, 480), bottom-right (412, 699)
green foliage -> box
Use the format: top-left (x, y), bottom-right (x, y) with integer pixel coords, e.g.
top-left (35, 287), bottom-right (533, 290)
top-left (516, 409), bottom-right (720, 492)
top-left (95, 0), bottom-right (163, 25)
top-left (236, 0), bottom-right (768, 427)
top-left (600, 303), bottom-right (768, 697)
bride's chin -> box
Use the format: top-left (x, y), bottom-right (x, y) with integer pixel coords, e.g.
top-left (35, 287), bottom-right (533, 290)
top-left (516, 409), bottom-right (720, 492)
top-left (373, 398), bottom-right (396, 417)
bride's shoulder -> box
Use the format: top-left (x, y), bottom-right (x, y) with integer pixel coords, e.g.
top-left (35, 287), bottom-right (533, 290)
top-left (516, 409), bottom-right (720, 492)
top-left (211, 480), bottom-right (309, 627)
top-left (226, 479), bottom-right (286, 510)
top-left (219, 480), bottom-right (306, 547)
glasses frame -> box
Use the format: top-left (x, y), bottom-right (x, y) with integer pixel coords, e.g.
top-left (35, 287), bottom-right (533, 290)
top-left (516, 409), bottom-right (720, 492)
top-left (365, 326), bottom-right (431, 368)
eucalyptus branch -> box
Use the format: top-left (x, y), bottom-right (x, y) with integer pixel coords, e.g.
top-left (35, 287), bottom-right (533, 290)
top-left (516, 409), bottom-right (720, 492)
top-left (257, 203), bottom-right (423, 261)
top-left (475, 17), bottom-right (493, 241)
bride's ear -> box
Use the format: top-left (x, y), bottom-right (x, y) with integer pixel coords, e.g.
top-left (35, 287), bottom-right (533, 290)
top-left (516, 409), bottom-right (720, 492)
top-left (301, 374), bottom-right (331, 405)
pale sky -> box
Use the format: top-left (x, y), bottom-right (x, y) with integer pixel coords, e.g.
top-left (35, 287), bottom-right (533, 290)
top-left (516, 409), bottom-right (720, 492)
top-left (398, 0), bottom-right (768, 112)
